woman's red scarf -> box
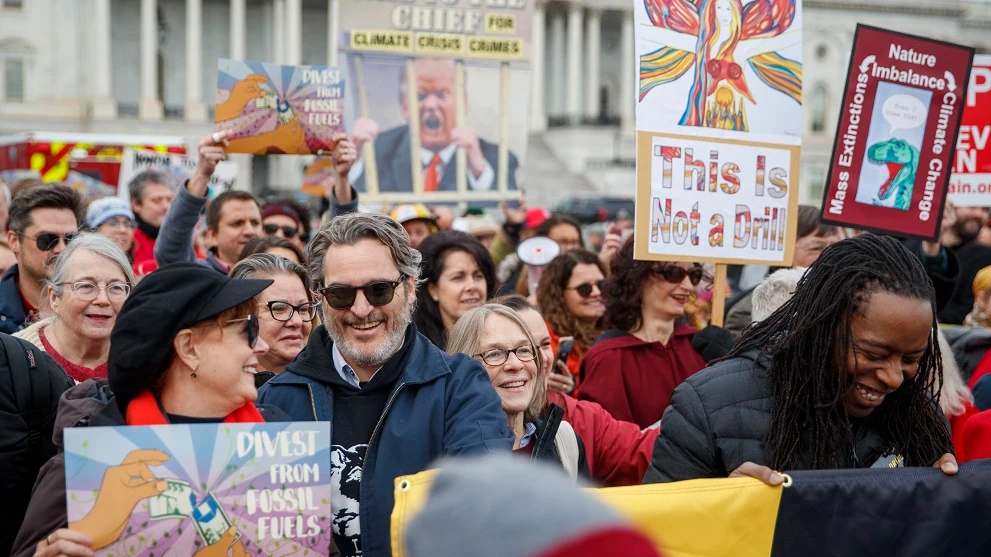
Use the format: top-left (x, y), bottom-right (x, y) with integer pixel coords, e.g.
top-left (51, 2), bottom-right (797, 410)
top-left (125, 390), bottom-right (264, 425)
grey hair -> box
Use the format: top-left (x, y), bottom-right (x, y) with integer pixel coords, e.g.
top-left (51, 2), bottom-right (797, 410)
top-left (308, 212), bottom-right (422, 289)
top-left (0, 183), bottom-right (10, 206)
top-left (230, 253), bottom-right (314, 302)
top-left (446, 303), bottom-right (545, 423)
top-left (46, 233), bottom-right (136, 297)
top-left (127, 170), bottom-right (174, 203)
top-left (751, 267), bottom-right (808, 322)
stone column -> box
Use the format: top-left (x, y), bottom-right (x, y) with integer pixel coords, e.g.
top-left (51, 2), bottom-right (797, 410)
top-left (529, 0), bottom-right (546, 132)
top-left (548, 8), bottom-right (565, 118)
top-left (328, 0), bottom-right (340, 65)
top-left (272, 0), bottom-right (285, 63)
top-left (91, 0), bottom-right (116, 119)
top-left (138, 0), bottom-right (163, 120)
top-left (230, 0), bottom-right (246, 59)
top-left (584, 8), bottom-right (601, 120)
top-left (285, 0), bottom-right (302, 64)
top-left (564, 1), bottom-right (583, 121)
top-left (620, 9), bottom-right (635, 133)
top-left (185, 0), bottom-right (207, 121)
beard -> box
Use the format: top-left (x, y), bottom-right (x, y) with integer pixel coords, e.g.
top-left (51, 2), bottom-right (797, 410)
top-left (952, 218), bottom-right (984, 245)
top-left (326, 288), bottom-right (415, 370)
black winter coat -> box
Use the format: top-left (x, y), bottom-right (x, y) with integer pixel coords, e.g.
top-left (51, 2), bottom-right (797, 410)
top-left (642, 351), bottom-right (947, 484)
top-left (530, 404), bottom-right (590, 480)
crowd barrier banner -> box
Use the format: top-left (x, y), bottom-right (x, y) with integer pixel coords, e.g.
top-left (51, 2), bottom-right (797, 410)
top-left (948, 55), bottom-right (991, 207)
top-left (634, 0), bottom-right (802, 268)
top-left (391, 461), bottom-right (991, 557)
top-left (820, 25), bottom-right (975, 240)
top-left (64, 423), bottom-right (333, 556)
top-left (337, 0), bottom-right (532, 203)
top-left (215, 59), bottom-right (345, 156)
top-left (116, 147), bottom-right (238, 201)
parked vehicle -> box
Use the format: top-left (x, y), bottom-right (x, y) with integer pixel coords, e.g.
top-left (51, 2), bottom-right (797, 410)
top-left (553, 195), bottom-right (635, 224)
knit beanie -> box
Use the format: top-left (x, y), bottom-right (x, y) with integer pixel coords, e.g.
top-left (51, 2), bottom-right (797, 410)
top-left (87, 197), bottom-right (135, 229)
top-left (405, 455), bottom-right (663, 557)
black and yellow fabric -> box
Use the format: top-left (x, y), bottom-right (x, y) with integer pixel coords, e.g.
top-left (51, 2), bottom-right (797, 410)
top-left (392, 461), bottom-right (991, 557)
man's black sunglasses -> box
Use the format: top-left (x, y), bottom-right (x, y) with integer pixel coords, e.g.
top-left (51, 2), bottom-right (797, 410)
top-left (315, 275), bottom-right (406, 310)
top-left (654, 265), bottom-right (704, 286)
top-left (263, 223), bottom-right (299, 238)
top-left (17, 231), bottom-right (77, 251)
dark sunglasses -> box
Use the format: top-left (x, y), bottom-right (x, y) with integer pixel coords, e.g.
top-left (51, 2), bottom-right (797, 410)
top-left (226, 314), bottom-right (260, 349)
top-left (567, 280), bottom-right (605, 298)
top-left (655, 265), bottom-right (704, 286)
top-left (18, 231), bottom-right (76, 251)
top-left (316, 275), bottom-right (406, 310)
top-left (263, 223), bottom-right (299, 238)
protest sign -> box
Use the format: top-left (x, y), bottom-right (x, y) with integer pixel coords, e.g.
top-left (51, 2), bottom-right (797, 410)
top-left (337, 0), bottom-right (532, 203)
top-left (116, 148), bottom-right (238, 201)
top-left (634, 0), bottom-right (802, 266)
top-left (949, 55), bottom-right (991, 207)
top-left (216, 59), bottom-right (345, 156)
top-left (634, 132), bottom-right (800, 264)
top-left (820, 25), bottom-right (974, 240)
top-left (64, 423), bottom-right (332, 556)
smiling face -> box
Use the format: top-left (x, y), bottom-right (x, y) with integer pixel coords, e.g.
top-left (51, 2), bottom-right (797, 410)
top-left (842, 290), bottom-right (933, 418)
top-left (257, 273), bottom-right (313, 373)
top-left (428, 249), bottom-right (487, 330)
top-left (563, 263), bottom-right (606, 321)
top-left (642, 263), bottom-right (696, 322)
top-left (322, 239), bottom-right (415, 377)
top-left (50, 249), bottom-right (129, 343)
top-left (478, 314), bottom-right (537, 419)
top-left (191, 314), bottom-right (269, 413)
top-left (715, 0), bottom-right (734, 25)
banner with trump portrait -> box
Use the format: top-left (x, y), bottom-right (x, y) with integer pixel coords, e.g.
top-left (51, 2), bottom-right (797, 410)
top-left (338, 0), bottom-right (533, 203)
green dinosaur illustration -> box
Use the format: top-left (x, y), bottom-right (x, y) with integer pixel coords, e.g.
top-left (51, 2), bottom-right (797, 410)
top-left (867, 138), bottom-right (919, 211)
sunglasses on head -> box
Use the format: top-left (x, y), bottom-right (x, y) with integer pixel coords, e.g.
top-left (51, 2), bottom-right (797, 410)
top-left (19, 231), bottom-right (76, 251)
top-left (567, 280), bottom-right (605, 298)
top-left (226, 314), bottom-right (260, 349)
top-left (654, 265), bottom-right (704, 286)
top-left (263, 223), bottom-right (299, 238)
top-left (316, 275), bottom-right (407, 310)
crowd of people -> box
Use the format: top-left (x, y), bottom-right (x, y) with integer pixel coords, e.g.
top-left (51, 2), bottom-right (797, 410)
top-left (1, 131), bottom-right (990, 557)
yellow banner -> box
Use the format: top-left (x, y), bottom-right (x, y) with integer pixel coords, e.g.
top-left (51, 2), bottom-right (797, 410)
top-left (350, 30), bottom-right (415, 53)
top-left (391, 470), bottom-right (783, 557)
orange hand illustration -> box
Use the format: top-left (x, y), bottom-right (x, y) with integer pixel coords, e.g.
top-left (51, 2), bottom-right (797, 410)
top-left (227, 117), bottom-right (307, 155)
top-left (69, 449), bottom-right (171, 550)
top-left (216, 74), bottom-right (269, 121)
top-left (193, 527), bottom-right (246, 557)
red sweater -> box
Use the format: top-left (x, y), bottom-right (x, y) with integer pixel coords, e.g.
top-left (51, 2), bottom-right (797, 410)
top-left (951, 350), bottom-right (991, 460)
top-left (579, 327), bottom-right (706, 429)
top-left (548, 392), bottom-right (658, 487)
top-left (132, 226), bottom-right (156, 267)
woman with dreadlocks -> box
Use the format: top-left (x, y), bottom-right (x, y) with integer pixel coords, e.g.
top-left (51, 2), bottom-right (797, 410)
top-left (642, 234), bottom-right (957, 484)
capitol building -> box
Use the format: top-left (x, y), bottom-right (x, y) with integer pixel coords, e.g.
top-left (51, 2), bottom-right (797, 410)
top-left (0, 0), bottom-right (989, 207)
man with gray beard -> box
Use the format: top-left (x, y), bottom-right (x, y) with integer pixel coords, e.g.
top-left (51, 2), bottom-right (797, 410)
top-left (257, 212), bottom-right (512, 557)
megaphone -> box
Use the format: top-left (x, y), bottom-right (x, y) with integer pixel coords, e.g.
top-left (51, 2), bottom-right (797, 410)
top-left (517, 236), bottom-right (561, 294)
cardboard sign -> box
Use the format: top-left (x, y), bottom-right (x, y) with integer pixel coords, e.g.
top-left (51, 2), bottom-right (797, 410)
top-left (64, 423), bottom-right (333, 556)
top-left (949, 55), bottom-right (991, 207)
top-left (820, 25), bottom-right (975, 240)
top-left (216, 59), bottom-right (345, 156)
top-left (337, 0), bottom-right (531, 203)
top-left (634, 0), bottom-right (802, 265)
top-left (116, 148), bottom-right (237, 201)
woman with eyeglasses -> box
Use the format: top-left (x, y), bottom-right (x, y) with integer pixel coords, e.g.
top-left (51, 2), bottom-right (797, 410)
top-left (12, 262), bottom-right (302, 557)
top-left (414, 231), bottom-right (496, 350)
top-left (230, 253), bottom-right (319, 387)
top-left (578, 237), bottom-right (708, 429)
top-left (238, 236), bottom-right (308, 266)
top-left (85, 197), bottom-right (136, 261)
top-left (14, 234), bottom-right (134, 383)
top-left (535, 249), bottom-right (607, 394)
top-left (447, 303), bottom-right (588, 480)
